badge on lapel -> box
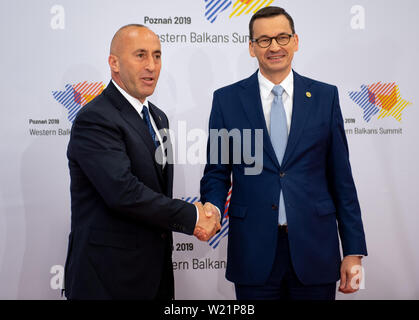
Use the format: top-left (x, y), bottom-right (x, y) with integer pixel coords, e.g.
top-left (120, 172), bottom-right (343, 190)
top-left (306, 92), bottom-right (312, 98)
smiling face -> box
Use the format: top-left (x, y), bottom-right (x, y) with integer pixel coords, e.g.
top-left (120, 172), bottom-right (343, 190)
top-left (249, 14), bottom-right (299, 84)
top-left (109, 26), bottom-right (161, 103)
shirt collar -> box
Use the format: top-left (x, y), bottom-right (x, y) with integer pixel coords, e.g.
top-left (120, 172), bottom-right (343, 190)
top-left (112, 79), bottom-right (149, 115)
top-left (258, 69), bottom-right (294, 99)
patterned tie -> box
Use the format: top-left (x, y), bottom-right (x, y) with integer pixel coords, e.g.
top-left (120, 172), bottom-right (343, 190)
top-left (270, 85), bottom-right (288, 225)
top-left (142, 105), bottom-right (159, 148)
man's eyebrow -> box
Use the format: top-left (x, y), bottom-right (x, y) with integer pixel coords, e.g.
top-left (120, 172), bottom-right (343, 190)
top-left (133, 49), bottom-right (161, 54)
top-left (255, 32), bottom-right (291, 38)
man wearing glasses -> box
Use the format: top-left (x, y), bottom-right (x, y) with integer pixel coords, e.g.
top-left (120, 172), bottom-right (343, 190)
top-left (200, 6), bottom-right (367, 300)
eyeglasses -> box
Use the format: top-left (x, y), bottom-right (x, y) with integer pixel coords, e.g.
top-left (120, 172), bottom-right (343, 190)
top-left (251, 33), bottom-right (294, 48)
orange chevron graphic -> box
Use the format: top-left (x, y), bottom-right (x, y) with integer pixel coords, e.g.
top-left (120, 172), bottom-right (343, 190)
top-left (368, 82), bottom-right (412, 122)
top-left (52, 81), bottom-right (106, 123)
top-left (72, 81), bottom-right (105, 106)
top-left (349, 82), bottom-right (412, 123)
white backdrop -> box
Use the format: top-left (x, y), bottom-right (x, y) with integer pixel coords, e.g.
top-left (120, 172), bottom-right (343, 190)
top-left (0, 0), bottom-right (418, 299)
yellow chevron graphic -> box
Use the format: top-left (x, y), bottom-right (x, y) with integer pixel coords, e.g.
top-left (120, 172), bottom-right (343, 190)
top-left (229, 0), bottom-right (274, 18)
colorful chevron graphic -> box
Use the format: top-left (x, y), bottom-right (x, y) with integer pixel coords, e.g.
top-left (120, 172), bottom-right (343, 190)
top-left (52, 81), bottom-right (105, 123)
top-left (209, 187), bottom-right (231, 249)
top-left (205, 0), bottom-right (274, 23)
top-left (348, 82), bottom-right (412, 123)
top-left (205, 0), bottom-right (232, 23)
top-left (229, 0), bottom-right (275, 18)
top-left (182, 186), bottom-right (232, 249)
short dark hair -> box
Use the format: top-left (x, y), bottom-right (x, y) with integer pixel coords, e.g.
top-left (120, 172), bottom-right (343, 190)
top-left (249, 6), bottom-right (295, 39)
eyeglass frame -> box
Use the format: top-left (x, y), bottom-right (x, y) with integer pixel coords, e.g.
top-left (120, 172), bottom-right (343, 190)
top-left (251, 33), bottom-right (295, 48)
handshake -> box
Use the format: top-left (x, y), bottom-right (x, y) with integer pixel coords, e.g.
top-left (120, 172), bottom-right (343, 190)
top-left (193, 202), bottom-right (221, 241)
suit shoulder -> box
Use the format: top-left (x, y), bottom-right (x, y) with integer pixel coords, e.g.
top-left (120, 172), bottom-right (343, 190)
top-left (73, 92), bottom-right (115, 122)
top-left (213, 77), bottom-right (249, 97)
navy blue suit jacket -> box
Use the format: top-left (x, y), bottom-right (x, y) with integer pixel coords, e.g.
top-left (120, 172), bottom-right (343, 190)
top-left (200, 71), bottom-right (367, 286)
top-left (64, 81), bottom-right (196, 299)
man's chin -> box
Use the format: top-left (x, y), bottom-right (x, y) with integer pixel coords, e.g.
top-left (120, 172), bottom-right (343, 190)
top-left (261, 65), bottom-right (290, 77)
top-left (267, 63), bottom-right (290, 72)
top-left (137, 88), bottom-right (156, 99)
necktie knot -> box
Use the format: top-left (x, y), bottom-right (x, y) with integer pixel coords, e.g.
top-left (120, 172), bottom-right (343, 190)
top-left (272, 85), bottom-right (285, 97)
top-left (141, 105), bottom-right (149, 117)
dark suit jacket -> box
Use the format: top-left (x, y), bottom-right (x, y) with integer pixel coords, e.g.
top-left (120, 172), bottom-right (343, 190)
top-left (64, 81), bottom-right (196, 299)
top-left (200, 70), bottom-right (367, 286)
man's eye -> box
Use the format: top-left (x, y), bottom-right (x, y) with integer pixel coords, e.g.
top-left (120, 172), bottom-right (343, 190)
top-left (137, 53), bottom-right (144, 58)
top-left (259, 38), bottom-right (270, 44)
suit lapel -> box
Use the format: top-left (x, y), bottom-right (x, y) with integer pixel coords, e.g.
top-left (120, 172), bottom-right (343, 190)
top-left (149, 103), bottom-right (168, 187)
top-left (149, 103), bottom-right (167, 136)
top-left (239, 72), bottom-right (280, 170)
top-left (281, 71), bottom-right (314, 168)
top-left (149, 102), bottom-right (173, 198)
top-left (103, 82), bottom-right (165, 187)
top-left (104, 82), bottom-right (156, 154)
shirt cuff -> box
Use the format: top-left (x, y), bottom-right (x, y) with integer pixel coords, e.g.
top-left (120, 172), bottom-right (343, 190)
top-left (195, 205), bottom-right (199, 227)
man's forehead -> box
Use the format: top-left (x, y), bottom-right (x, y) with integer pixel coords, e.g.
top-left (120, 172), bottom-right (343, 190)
top-left (111, 26), bottom-right (159, 54)
top-left (253, 16), bottom-right (292, 35)
top-left (125, 27), bottom-right (158, 41)
top-left (124, 28), bottom-right (161, 50)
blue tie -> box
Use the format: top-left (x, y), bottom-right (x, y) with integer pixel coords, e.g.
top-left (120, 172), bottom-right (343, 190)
top-left (270, 85), bottom-right (288, 225)
top-left (142, 105), bottom-right (158, 148)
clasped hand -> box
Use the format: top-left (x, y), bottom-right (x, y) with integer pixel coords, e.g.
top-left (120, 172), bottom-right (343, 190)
top-left (193, 202), bottom-right (221, 241)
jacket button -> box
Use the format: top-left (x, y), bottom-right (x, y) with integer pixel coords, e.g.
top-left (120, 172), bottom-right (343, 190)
top-left (280, 172), bottom-right (285, 178)
top-left (272, 204), bottom-right (278, 210)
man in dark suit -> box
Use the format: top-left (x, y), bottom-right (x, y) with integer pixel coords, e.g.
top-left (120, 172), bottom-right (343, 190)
top-left (64, 24), bottom-right (220, 300)
top-left (200, 7), bottom-right (367, 300)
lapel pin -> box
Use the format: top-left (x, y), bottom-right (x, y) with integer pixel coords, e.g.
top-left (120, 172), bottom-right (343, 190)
top-left (306, 92), bottom-right (312, 98)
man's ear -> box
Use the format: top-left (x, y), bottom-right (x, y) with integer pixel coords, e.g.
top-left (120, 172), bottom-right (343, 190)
top-left (249, 41), bottom-right (256, 57)
top-left (108, 54), bottom-right (119, 73)
top-left (293, 33), bottom-right (299, 52)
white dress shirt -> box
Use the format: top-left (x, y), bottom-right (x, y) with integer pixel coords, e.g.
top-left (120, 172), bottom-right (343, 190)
top-left (258, 70), bottom-right (294, 135)
top-left (112, 80), bottom-right (166, 168)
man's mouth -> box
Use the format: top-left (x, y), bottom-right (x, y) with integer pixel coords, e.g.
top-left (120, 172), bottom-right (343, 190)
top-left (267, 54), bottom-right (286, 61)
top-left (141, 77), bottom-right (154, 84)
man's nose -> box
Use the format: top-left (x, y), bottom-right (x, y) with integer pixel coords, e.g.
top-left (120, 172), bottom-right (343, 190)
top-left (145, 55), bottom-right (155, 71)
top-left (269, 38), bottom-right (281, 51)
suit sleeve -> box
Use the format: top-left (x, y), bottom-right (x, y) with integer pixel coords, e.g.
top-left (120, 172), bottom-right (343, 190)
top-left (326, 86), bottom-right (368, 256)
top-left (200, 91), bottom-right (232, 219)
top-left (69, 108), bottom-right (196, 235)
